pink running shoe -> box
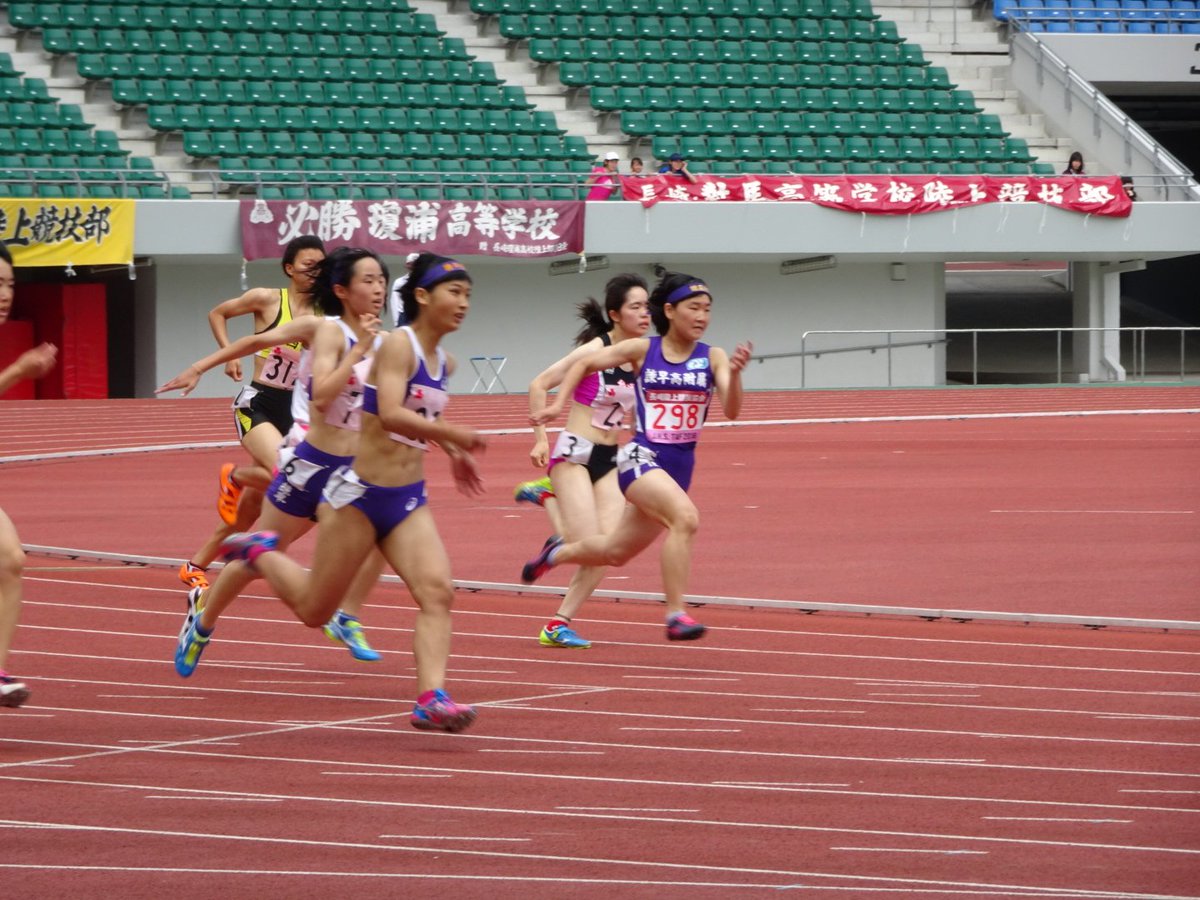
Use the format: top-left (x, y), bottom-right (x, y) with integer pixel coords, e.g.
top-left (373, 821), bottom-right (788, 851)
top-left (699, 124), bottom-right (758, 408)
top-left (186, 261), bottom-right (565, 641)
top-left (521, 535), bottom-right (563, 584)
top-left (411, 689), bottom-right (477, 733)
top-left (217, 531), bottom-right (279, 566)
top-left (667, 613), bottom-right (707, 642)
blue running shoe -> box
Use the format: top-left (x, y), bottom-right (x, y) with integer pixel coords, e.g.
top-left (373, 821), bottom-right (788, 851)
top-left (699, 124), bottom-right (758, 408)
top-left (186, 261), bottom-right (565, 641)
top-left (514, 476), bottom-right (554, 506)
top-left (179, 586), bottom-right (204, 643)
top-left (175, 618), bottom-right (212, 678)
top-left (539, 623), bottom-right (591, 649)
top-left (0, 673), bottom-right (30, 708)
top-left (521, 535), bottom-right (563, 584)
top-left (411, 689), bottom-right (477, 733)
top-left (217, 530), bottom-right (278, 565)
top-left (324, 612), bottom-right (381, 662)
top-left (667, 612), bottom-right (707, 642)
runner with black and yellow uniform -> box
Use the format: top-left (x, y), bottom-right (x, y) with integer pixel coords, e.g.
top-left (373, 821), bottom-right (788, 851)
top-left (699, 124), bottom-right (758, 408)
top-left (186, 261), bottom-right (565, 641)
top-left (176, 236), bottom-right (325, 592)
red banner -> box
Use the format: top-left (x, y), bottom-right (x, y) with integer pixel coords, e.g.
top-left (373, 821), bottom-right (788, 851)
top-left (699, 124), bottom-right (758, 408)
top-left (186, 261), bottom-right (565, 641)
top-left (622, 174), bottom-right (1132, 217)
top-left (240, 199), bottom-right (585, 261)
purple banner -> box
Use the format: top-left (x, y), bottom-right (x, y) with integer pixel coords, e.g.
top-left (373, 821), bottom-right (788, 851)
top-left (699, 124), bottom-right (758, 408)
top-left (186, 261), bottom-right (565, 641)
top-left (240, 198), bottom-right (585, 261)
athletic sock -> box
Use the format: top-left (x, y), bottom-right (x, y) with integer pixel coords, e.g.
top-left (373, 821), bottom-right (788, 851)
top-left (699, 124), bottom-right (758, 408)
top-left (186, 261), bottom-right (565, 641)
top-left (194, 619), bottom-right (213, 638)
top-left (547, 616), bottom-right (570, 631)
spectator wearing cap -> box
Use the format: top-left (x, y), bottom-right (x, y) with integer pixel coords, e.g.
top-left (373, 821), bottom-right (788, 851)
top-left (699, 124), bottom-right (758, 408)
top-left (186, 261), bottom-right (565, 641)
top-left (586, 151), bottom-right (622, 201)
top-left (388, 252), bottom-right (420, 328)
top-left (658, 153), bottom-right (698, 184)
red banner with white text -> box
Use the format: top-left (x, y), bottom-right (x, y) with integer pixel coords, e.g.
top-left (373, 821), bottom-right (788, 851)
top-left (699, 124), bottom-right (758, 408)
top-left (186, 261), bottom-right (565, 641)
top-left (240, 198), bottom-right (585, 261)
top-left (621, 174), bottom-right (1132, 217)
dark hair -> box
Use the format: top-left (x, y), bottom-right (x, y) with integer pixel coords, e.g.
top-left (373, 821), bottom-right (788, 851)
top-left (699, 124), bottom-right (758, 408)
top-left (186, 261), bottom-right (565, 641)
top-left (648, 271), bottom-right (709, 336)
top-left (0, 243), bottom-right (11, 266)
top-left (281, 235), bottom-right (325, 277)
top-left (574, 272), bottom-right (648, 346)
top-left (400, 253), bottom-right (472, 323)
top-left (1064, 151), bottom-right (1085, 174)
top-left (631, 156), bottom-right (643, 166)
top-left (310, 247), bottom-right (387, 317)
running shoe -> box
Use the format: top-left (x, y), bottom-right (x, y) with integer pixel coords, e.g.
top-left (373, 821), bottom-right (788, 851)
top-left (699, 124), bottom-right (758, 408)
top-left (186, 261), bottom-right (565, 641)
top-left (411, 689), bottom-right (477, 733)
top-left (514, 475), bottom-right (554, 507)
top-left (217, 462), bottom-right (243, 526)
top-left (521, 535), bottom-right (563, 584)
top-left (175, 617), bottom-right (211, 678)
top-left (539, 623), bottom-right (591, 649)
top-left (667, 612), bottom-right (707, 642)
top-left (217, 531), bottom-right (278, 565)
top-left (177, 562), bottom-right (209, 591)
top-left (179, 585), bottom-right (205, 643)
top-left (324, 612), bottom-right (381, 662)
top-left (0, 673), bottom-right (30, 708)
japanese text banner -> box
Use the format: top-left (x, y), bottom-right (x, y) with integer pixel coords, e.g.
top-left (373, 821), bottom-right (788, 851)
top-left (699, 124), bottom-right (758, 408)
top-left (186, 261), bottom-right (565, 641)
top-left (240, 198), bottom-right (585, 261)
top-left (622, 174), bottom-right (1132, 217)
top-left (1, 199), bottom-right (134, 266)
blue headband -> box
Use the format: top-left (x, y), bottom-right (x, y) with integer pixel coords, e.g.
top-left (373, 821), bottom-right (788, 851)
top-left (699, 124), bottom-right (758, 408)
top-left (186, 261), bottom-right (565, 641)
top-left (665, 282), bottom-right (711, 305)
top-left (417, 259), bottom-right (469, 290)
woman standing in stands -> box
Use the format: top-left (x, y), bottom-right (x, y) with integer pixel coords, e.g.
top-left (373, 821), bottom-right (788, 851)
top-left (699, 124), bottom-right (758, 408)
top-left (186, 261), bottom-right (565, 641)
top-left (195, 254), bottom-right (486, 733)
top-left (177, 236), bottom-right (326, 593)
top-left (0, 244), bottom-right (57, 707)
top-left (522, 271), bottom-right (752, 642)
top-left (1062, 151), bottom-right (1086, 176)
top-left (163, 247), bottom-right (388, 672)
top-left (520, 274), bottom-right (651, 648)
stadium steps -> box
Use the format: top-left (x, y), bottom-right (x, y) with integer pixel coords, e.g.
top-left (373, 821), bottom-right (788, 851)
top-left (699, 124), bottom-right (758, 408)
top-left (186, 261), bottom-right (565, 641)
top-left (873, 0), bottom-right (1072, 170)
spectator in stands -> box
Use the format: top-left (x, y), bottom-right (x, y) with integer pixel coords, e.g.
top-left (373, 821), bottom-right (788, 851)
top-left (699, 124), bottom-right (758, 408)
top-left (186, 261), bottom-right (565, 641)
top-left (1120, 176), bottom-right (1138, 202)
top-left (630, 157), bottom-right (646, 176)
top-left (389, 252), bottom-right (419, 329)
top-left (586, 151), bottom-right (622, 201)
top-left (658, 153), bottom-right (699, 184)
top-left (1062, 151), bottom-right (1086, 176)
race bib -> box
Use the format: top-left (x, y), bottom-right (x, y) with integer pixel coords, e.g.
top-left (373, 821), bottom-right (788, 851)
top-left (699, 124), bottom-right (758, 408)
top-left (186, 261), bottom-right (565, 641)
top-left (232, 384), bottom-right (259, 410)
top-left (258, 345), bottom-right (302, 389)
top-left (643, 389), bottom-right (707, 443)
top-left (280, 451), bottom-right (324, 491)
top-left (322, 466), bottom-right (366, 509)
top-left (552, 430), bottom-right (595, 465)
top-left (616, 442), bottom-right (656, 474)
top-left (590, 381), bottom-right (635, 431)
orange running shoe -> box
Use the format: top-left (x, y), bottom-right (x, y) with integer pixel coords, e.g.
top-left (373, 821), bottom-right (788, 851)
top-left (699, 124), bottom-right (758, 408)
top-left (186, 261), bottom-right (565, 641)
top-left (177, 562), bottom-right (209, 591)
top-left (217, 462), bottom-right (243, 525)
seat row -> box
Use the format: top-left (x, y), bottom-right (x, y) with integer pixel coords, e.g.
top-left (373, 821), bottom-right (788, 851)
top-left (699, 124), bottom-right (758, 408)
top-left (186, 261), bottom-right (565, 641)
top-left (42, 28), bottom-right (469, 60)
top-left (532, 38), bottom-right (925, 66)
top-left (113, 78), bottom-right (533, 110)
top-left (561, 61), bottom-right (948, 89)
top-left (0, 101), bottom-right (89, 129)
top-left (78, 54), bottom-right (500, 86)
top-left (471, 0), bottom-right (880, 21)
top-left (0, 126), bottom-right (127, 157)
top-left (151, 105), bottom-right (564, 137)
top-left (1028, 17), bottom-right (1200, 27)
top-left (184, 130), bottom-right (594, 162)
top-left (499, 13), bottom-right (899, 41)
top-left (621, 110), bottom-right (1007, 140)
top-left (650, 134), bottom-right (1035, 163)
top-left (10, 0), bottom-right (413, 28)
top-left (995, 0), bottom-right (1200, 18)
top-left (0, 180), bottom-right (188, 199)
top-left (589, 84), bottom-right (982, 114)
top-left (11, 5), bottom-right (439, 36)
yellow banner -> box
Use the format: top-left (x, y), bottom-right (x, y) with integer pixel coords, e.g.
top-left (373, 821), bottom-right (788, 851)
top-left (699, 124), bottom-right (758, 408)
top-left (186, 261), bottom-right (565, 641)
top-left (0, 198), bottom-right (134, 266)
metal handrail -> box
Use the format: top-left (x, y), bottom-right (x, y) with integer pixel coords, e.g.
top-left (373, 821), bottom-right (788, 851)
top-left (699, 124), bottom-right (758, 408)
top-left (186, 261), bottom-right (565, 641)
top-left (785, 326), bottom-right (1200, 387)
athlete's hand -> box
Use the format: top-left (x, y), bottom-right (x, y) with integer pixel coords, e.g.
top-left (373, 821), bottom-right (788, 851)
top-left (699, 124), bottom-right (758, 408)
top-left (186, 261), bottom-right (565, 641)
top-left (15, 343), bottom-right (57, 380)
top-left (529, 438), bottom-right (550, 468)
top-left (729, 341), bottom-right (753, 374)
top-left (444, 423), bottom-right (488, 454)
top-left (156, 365), bottom-right (202, 396)
top-left (358, 313), bottom-right (382, 341)
top-left (449, 451), bottom-right (485, 497)
top-left (529, 399), bottom-right (564, 426)
top-left (223, 359), bottom-right (242, 382)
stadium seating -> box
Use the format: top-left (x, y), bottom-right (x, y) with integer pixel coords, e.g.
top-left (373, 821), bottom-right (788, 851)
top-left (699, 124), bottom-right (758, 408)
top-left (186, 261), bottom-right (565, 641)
top-left (994, 0), bottom-right (1200, 30)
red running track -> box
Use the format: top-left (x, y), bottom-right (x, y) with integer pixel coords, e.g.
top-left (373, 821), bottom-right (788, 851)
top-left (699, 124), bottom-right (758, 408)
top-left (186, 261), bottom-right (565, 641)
top-left (1, 387), bottom-right (1198, 897)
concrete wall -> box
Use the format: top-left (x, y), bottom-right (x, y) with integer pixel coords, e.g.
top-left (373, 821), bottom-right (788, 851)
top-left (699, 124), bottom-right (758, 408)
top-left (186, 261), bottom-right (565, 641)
top-left (153, 256), bottom-right (945, 396)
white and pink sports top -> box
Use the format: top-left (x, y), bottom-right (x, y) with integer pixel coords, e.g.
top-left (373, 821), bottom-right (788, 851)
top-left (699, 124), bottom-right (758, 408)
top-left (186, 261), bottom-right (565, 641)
top-left (571, 332), bottom-right (636, 431)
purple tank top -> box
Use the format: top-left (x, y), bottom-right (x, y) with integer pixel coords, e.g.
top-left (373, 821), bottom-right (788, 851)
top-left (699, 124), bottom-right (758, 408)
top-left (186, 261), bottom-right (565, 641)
top-left (633, 336), bottom-right (713, 448)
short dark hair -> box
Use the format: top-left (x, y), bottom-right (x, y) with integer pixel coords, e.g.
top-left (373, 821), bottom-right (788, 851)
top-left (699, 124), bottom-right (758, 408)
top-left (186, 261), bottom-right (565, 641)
top-left (400, 253), bottom-right (472, 322)
top-left (574, 272), bottom-right (649, 346)
top-left (310, 247), bottom-right (387, 317)
top-left (0, 243), bottom-right (12, 267)
top-left (280, 235), bottom-right (326, 277)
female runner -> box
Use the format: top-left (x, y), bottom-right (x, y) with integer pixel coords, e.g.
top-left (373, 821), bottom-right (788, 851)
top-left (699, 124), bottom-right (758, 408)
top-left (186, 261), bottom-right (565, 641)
top-left (164, 247), bottom-right (387, 670)
top-left (202, 254), bottom-right (486, 732)
top-left (0, 243), bottom-right (57, 707)
top-left (522, 271), bottom-right (752, 641)
top-left (522, 274), bottom-right (651, 648)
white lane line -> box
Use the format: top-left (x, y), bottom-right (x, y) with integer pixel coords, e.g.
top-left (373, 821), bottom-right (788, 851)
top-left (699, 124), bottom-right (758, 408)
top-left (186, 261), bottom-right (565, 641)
top-left (831, 847), bottom-right (988, 855)
top-left (557, 807), bottom-right (700, 813)
top-left (751, 709), bottom-right (865, 715)
top-left (715, 782), bottom-right (850, 788)
top-left (240, 680), bottom-right (345, 685)
top-left (983, 817), bottom-right (1132, 824)
top-left (991, 509), bottom-right (1193, 515)
top-left (97, 695), bottom-right (204, 700)
top-left (868, 693), bottom-right (982, 698)
top-left (620, 728), bottom-right (742, 733)
top-left (322, 772), bottom-right (452, 779)
top-left (1120, 789), bottom-right (1200, 795)
top-left (145, 796), bottom-right (282, 803)
top-left (622, 676), bottom-right (741, 682)
top-left (478, 750), bottom-right (604, 755)
top-left (378, 835), bottom-right (531, 842)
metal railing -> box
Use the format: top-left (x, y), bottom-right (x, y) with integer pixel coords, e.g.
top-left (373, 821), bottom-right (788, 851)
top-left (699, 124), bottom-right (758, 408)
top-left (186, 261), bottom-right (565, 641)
top-left (751, 327), bottom-right (1200, 387)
